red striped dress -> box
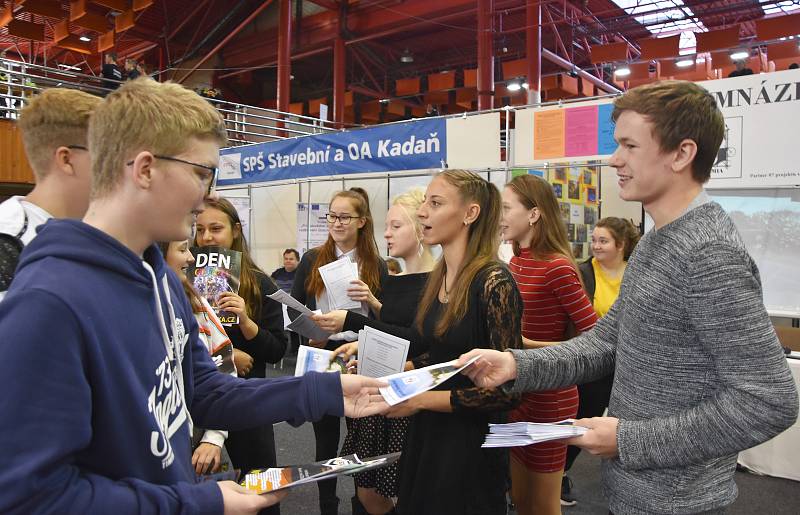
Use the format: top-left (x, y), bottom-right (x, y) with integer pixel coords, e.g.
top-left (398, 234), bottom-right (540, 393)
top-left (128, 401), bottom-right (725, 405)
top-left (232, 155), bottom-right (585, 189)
top-left (508, 249), bottom-right (598, 472)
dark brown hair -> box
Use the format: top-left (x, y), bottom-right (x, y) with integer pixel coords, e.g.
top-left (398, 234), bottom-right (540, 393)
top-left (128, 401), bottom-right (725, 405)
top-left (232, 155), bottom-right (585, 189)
top-left (612, 80), bottom-right (724, 183)
top-left (595, 217), bottom-right (640, 261)
top-left (196, 197), bottom-right (269, 320)
top-left (414, 170), bottom-right (502, 337)
top-left (305, 188), bottom-right (383, 298)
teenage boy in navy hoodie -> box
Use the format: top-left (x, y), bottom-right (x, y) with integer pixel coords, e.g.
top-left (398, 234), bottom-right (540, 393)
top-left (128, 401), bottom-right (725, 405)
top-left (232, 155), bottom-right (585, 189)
top-left (0, 78), bottom-right (388, 515)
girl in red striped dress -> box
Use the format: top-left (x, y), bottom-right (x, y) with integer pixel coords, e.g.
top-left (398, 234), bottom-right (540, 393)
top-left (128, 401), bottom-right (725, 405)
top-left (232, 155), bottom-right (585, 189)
top-left (500, 175), bottom-right (598, 515)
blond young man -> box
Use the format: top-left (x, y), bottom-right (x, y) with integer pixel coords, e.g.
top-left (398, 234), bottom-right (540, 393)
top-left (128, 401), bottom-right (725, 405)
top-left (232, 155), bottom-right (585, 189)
top-left (458, 81), bottom-right (798, 514)
top-left (0, 88), bottom-right (100, 297)
top-left (0, 78), bottom-right (387, 515)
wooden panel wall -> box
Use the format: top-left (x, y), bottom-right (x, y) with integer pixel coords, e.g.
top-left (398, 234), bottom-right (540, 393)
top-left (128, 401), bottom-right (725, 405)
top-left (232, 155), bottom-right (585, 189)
top-left (0, 119), bottom-right (35, 184)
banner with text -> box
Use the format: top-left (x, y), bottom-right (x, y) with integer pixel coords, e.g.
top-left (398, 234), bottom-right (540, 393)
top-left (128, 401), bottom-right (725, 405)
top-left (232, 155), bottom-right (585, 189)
top-left (219, 119), bottom-right (447, 185)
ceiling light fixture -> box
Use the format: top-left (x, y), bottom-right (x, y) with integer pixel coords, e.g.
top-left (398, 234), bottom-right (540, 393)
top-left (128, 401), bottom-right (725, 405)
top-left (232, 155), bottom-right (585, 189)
top-left (614, 66), bottom-right (631, 78)
top-left (79, 36), bottom-right (91, 42)
top-left (676, 58), bottom-right (694, 68)
top-left (400, 49), bottom-right (414, 63)
top-left (506, 81), bottom-right (522, 92)
top-left (730, 51), bottom-right (749, 61)
top-left (522, 82), bottom-right (529, 89)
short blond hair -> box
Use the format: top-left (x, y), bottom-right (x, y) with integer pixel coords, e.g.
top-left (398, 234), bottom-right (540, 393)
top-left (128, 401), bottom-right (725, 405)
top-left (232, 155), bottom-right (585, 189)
top-left (88, 78), bottom-right (227, 198)
top-left (17, 88), bottom-right (101, 179)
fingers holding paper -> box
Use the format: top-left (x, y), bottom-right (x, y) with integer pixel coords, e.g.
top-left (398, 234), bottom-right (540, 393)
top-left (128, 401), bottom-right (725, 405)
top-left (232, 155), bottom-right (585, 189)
top-left (565, 417), bottom-right (620, 459)
top-left (456, 349), bottom-right (518, 388)
top-left (218, 480), bottom-right (288, 513)
top-left (311, 310), bottom-right (347, 333)
top-left (341, 374), bottom-right (389, 418)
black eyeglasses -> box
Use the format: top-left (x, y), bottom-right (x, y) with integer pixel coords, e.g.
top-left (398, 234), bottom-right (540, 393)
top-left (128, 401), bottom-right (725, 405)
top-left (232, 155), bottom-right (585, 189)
top-left (126, 155), bottom-right (218, 196)
top-left (67, 145), bottom-right (88, 151)
top-left (325, 213), bottom-right (358, 225)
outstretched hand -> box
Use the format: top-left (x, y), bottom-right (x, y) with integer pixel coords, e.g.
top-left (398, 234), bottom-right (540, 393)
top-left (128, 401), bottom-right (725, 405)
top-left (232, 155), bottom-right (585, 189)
top-left (218, 480), bottom-right (287, 514)
top-left (340, 374), bottom-right (389, 418)
top-left (456, 349), bottom-right (518, 388)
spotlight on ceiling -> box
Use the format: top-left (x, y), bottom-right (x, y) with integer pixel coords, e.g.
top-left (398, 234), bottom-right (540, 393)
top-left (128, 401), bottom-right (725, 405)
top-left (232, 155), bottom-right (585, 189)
top-left (730, 51), bottom-right (749, 61)
top-left (506, 82), bottom-right (522, 92)
top-left (614, 66), bottom-right (631, 78)
top-left (522, 82), bottom-right (529, 89)
top-left (400, 49), bottom-right (414, 63)
top-left (79, 36), bottom-right (91, 42)
top-left (676, 58), bottom-right (694, 68)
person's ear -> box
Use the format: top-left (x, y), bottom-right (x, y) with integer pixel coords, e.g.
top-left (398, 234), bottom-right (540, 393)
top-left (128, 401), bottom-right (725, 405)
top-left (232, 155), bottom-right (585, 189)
top-left (464, 202), bottom-right (481, 225)
top-left (356, 216), bottom-right (366, 229)
top-left (53, 146), bottom-right (75, 177)
top-left (672, 138), bottom-right (698, 175)
top-left (233, 222), bottom-right (243, 239)
top-left (529, 207), bottom-right (541, 225)
top-left (130, 151), bottom-right (156, 191)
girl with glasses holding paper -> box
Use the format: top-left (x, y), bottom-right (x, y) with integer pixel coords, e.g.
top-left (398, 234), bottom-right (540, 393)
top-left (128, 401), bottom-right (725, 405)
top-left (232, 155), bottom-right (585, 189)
top-left (291, 187), bottom-right (387, 515)
top-left (195, 197), bottom-right (287, 515)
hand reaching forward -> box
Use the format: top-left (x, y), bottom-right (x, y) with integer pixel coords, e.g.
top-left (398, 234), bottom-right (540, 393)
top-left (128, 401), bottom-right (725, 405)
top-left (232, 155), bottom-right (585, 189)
top-left (218, 480), bottom-right (287, 515)
top-left (340, 374), bottom-right (389, 418)
top-left (456, 349), bottom-right (518, 388)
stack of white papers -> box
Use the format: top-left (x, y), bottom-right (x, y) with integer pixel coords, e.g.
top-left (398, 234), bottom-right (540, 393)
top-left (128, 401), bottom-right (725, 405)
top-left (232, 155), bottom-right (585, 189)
top-left (481, 421), bottom-right (587, 448)
top-left (356, 327), bottom-right (410, 378)
top-left (319, 258), bottom-right (360, 311)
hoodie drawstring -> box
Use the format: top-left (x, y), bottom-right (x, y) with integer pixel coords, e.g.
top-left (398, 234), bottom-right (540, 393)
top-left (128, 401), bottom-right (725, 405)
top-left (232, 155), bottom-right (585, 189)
top-left (142, 261), bottom-right (194, 436)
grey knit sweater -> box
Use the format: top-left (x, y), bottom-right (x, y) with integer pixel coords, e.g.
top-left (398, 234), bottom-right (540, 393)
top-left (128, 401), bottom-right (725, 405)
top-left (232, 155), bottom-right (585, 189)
top-left (509, 195), bottom-right (799, 515)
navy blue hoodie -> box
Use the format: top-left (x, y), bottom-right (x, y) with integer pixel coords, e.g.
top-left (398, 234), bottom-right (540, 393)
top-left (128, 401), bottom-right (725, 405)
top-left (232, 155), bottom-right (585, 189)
top-left (0, 220), bottom-right (344, 514)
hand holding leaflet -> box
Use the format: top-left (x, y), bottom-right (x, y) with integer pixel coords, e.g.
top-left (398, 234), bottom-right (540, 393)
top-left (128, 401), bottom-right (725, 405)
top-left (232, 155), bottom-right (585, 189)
top-left (287, 311), bottom-right (332, 342)
top-left (378, 355), bottom-right (480, 406)
top-left (295, 345), bottom-right (349, 376)
top-left (267, 289), bottom-right (314, 315)
top-left (319, 258), bottom-right (361, 311)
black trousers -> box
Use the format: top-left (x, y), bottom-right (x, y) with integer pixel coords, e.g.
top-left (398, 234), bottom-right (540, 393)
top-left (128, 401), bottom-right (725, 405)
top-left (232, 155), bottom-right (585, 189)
top-left (313, 414), bottom-right (342, 514)
top-left (565, 373), bottom-right (614, 471)
top-left (226, 424), bottom-right (280, 515)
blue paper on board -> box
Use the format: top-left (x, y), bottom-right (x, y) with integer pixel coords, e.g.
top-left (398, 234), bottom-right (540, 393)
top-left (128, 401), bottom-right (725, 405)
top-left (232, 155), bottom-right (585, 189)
top-left (597, 103), bottom-right (617, 156)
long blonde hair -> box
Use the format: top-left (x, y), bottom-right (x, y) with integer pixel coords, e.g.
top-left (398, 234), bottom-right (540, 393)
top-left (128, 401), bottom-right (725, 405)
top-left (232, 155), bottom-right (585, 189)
top-left (391, 188), bottom-right (435, 271)
top-left (414, 170), bottom-right (502, 337)
top-left (506, 174), bottom-right (580, 275)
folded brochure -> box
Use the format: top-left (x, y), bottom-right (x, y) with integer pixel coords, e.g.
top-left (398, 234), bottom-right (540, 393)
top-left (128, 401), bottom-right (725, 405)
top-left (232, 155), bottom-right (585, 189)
top-left (240, 452), bottom-right (401, 494)
top-left (378, 355), bottom-right (480, 406)
top-left (294, 345), bottom-right (348, 376)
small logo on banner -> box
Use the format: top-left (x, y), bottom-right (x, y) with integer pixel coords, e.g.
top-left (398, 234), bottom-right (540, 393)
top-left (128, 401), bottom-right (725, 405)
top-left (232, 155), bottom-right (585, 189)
top-left (712, 116), bottom-right (742, 180)
top-left (220, 153), bottom-right (242, 180)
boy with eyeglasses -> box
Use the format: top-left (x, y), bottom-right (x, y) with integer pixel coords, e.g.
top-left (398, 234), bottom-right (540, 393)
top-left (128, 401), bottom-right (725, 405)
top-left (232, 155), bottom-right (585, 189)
top-left (0, 88), bottom-right (101, 299)
top-left (0, 78), bottom-right (388, 514)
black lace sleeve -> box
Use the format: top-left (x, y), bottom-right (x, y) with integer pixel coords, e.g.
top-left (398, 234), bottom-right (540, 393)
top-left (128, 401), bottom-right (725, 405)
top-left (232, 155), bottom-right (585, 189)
top-left (452, 266), bottom-right (522, 412)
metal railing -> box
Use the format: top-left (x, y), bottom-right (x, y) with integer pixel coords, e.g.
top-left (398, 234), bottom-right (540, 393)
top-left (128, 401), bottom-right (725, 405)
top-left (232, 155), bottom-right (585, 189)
top-left (0, 58), bottom-right (338, 144)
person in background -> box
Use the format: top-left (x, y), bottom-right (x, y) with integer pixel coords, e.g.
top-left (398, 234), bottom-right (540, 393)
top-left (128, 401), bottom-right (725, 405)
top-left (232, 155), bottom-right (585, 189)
top-left (316, 188), bottom-right (436, 515)
top-left (500, 174), bottom-right (597, 515)
top-left (101, 52), bottom-right (122, 91)
top-left (291, 187), bottom-right (387, 515)
top-left (125, 58), bottom-right (141, 81)
top-left (459, 80), bottom-right (799, 515)
top-left (271, 248), bottom-right (300, 292)
top-left (385, 171), bottom-right (522, 515)
top-left (0, 88), bottom-right (101, 299)
top-left (561, 217), bottom-right (640, 506)
top-left (159, 239), bottom-right (237, 478)
top-left (385, 258), bottom-right (402, 275)
top-left (196, 197), bottom-right (288, 515)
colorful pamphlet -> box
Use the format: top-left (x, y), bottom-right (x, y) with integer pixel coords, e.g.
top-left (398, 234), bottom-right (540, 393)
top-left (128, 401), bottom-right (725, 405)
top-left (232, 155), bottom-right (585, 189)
top-left (240, 452), bottom-right (401, 494)
top-left (295, 345), bottom-right (349, 376)
top-left (377, 355), bottom-right (480, 406)
top-left (187, 246), bottom-right (242, 325)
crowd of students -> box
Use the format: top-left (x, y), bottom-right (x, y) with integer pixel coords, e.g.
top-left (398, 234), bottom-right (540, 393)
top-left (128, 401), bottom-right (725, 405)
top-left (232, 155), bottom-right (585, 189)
top-left (0, 76), bottom-right (797, 515)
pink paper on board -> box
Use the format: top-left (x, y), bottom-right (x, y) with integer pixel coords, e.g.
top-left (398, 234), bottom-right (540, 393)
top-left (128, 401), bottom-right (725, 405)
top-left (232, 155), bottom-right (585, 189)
top-left (565, 105), bottom-right (599, 157)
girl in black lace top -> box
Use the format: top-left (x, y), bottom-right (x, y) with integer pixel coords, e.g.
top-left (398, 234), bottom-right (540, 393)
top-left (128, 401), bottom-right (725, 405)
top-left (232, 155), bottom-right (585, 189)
top-left (385, 170), bottom-right (522, 515)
